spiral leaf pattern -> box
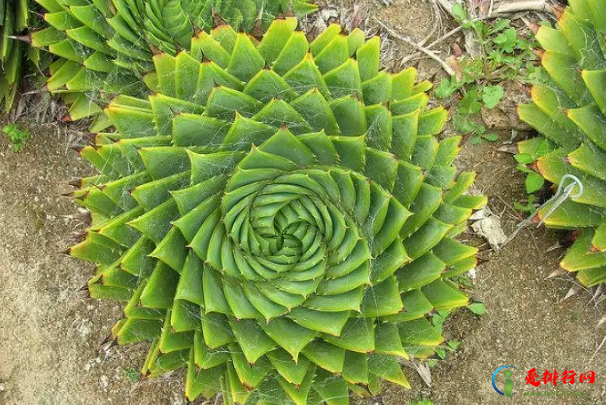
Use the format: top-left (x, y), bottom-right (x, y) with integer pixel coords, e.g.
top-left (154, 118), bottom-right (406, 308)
top-left (32, 0), bottom-right (317, 123)
top-left (70, 18), bottom-right (486, 404)
top-left (518, 0), bottom-right (606, 288)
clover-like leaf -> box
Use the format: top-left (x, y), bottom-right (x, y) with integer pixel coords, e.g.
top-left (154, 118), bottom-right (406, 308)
top-left (482, 85), bottom-right (504, 109)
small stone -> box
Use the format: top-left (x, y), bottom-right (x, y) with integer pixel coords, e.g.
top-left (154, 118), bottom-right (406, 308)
top-left (99, 375), bottom-right (109, 391)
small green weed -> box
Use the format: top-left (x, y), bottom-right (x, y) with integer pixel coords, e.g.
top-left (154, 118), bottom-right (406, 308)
top-left (425, 302), bottom-right (483, 364)
top-left (468, 302), bottom-right (486, 315)
top-left (3, 124), bottom-right (31, 152)
top-left (513, 136), bottom-right (553, 199)
top-left (436, 4), bottom-right (541, 144)
top-left (514, 194), bottom-right (537, 213)
top-left (122, 367), bottom-right (140, 383)
top-left (434, 338), bottom-right (464, 361)
top-left (429, 310), bottom-right (465, 362)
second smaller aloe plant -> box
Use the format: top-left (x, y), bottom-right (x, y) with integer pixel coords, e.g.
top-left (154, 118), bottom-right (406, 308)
top-left (518, 0), bottom-right (606, 287)
top-left (31, 0), bottom-right (318, 127)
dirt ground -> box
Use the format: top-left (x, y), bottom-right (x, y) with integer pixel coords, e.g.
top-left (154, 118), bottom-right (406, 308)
top-left (1, 1), bottom-right (605, 405)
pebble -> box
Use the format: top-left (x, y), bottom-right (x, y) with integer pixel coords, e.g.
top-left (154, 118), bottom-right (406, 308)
top-left (99, 375), bottom-right (109, 391)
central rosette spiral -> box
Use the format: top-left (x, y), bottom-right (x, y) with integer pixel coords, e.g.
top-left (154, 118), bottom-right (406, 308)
top-left (190, 132), bottom-right (379, 318)
top-left (177, 122), bottom-right (418, 323)
top-left (223, 168), bottom-right (368, 288)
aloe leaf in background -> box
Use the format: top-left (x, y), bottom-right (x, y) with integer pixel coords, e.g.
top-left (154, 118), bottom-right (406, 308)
top-left (31, 0), bottom-right (318, 128)
top-left (518, 0), bottom-right (606, 288)
top-left (0, 0), bottom-right (31, 111)
top-left (68, 17), bottom-right (486, 404)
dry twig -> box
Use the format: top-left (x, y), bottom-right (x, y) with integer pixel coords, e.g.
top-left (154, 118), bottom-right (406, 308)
top-left (435, 0), bottom-right (554, 20)
top-left (401, 0), bottom-right (556, 66)
top-left (375, 19), bottom-right (455, 75)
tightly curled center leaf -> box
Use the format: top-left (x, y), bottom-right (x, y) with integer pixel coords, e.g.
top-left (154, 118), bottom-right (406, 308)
top-left (69, 18), bottom-right (485, 405)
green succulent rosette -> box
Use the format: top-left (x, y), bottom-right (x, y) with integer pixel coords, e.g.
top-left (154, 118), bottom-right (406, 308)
top-left (31, 0), bottom-right (317, 125)
top-left (518, 0), bottom-right (606, 287)
top-left (69, 18), bottom-right (486, 404)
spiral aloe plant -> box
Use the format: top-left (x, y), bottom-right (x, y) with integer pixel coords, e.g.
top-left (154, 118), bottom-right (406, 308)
top-left (518, 0), bottom-right (606, 288)
top-left (69, 18), bottom-right (485, 404)
top-left (31, 0), bottom-right (317, 125)
top-left (0, 0), bottom-right (29, 110)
